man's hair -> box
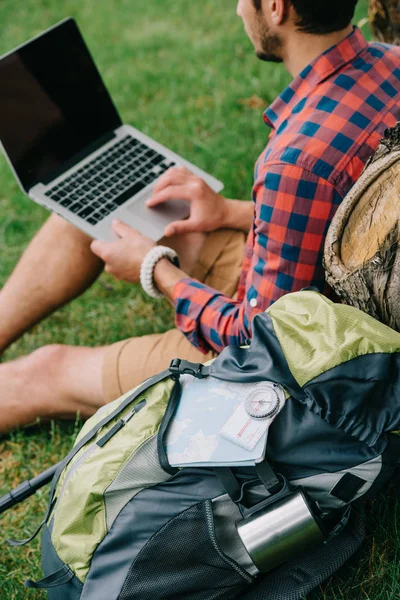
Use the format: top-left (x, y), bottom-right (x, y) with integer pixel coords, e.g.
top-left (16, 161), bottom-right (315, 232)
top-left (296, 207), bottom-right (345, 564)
top-left (253, 0), bottom-right (359, 35)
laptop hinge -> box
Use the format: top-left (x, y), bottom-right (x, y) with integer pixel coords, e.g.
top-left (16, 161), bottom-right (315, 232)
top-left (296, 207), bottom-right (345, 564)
top-left (41, 129), bottom-right (117, 186)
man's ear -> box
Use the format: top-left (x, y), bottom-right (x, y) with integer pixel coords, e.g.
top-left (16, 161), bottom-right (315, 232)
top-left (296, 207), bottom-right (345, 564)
top-left (268, 0), bottom-right (287, 26)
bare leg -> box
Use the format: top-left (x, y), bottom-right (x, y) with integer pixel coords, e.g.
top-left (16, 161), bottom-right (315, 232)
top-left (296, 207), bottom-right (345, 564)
top-left (0, 344), bottom-right (106, 433)
top-left (0, 212), bottom-right (207, 355)
top-left (0, 224), bottom-right (208, 432)
top-left (0, 214), bottom-right (104, 354)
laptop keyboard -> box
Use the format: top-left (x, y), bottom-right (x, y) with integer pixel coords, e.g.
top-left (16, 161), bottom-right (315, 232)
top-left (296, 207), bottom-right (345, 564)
top-left (44, 135), bottom-right (175, 225)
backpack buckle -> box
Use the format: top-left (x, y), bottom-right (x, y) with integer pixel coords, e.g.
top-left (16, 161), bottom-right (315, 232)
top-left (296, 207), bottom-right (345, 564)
top-left (169, 358), bottom-right (207, 380)
top-left (324, 505), bottom-right (352, 544)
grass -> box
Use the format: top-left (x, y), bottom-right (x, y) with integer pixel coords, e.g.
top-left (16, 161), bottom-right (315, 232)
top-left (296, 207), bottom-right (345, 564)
top-left (0, 0), bottom-right (399, 598)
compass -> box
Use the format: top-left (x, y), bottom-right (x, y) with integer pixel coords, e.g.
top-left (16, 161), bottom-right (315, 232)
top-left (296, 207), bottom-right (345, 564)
top-left (243, 382), bottom-right (285, 419)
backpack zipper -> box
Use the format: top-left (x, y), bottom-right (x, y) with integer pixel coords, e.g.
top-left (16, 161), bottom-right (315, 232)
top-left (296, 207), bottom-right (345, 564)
top-left (52, 399), bottom-right (147, 520)
top-left (96, 399), bottom-right (147, 448)
top-left (204, 500), bottom-right (253, 583)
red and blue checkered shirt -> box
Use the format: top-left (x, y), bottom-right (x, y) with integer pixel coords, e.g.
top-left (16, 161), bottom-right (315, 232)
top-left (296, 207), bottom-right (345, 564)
top-left (173, 27), bottom-right (400, 353)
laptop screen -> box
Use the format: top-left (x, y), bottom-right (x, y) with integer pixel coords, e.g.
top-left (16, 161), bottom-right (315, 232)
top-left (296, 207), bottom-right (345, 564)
top-left (0, 19), bottom-right (122, 191)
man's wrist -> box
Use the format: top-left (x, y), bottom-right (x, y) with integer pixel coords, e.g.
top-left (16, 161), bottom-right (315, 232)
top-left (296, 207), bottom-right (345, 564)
top-left (153, 257), bottom-right (187, 304)
top-left (140, 246), bottom-right (179, 298)
top-left (222, 199), bottom-right (253, 231)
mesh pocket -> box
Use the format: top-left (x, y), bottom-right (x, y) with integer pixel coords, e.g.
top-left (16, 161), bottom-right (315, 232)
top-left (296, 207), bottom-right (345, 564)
top-left (118, 500), bottom-right (254, 600)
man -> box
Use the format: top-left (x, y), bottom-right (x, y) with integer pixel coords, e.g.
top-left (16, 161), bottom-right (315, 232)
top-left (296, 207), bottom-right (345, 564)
top-left (0, 0), bottom-right (399, 432)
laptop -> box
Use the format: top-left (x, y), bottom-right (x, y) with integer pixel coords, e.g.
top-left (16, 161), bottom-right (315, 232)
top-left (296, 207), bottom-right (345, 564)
top-left (0, 18), bottom-right (223, 241)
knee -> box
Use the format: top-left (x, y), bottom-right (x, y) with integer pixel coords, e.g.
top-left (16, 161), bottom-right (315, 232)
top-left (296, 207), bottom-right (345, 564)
top-left (25, 344), bottom-right (70, 375)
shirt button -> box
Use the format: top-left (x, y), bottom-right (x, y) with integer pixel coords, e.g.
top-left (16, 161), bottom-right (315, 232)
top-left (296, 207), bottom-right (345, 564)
top-left (250, 298), bottom-right (258, 308)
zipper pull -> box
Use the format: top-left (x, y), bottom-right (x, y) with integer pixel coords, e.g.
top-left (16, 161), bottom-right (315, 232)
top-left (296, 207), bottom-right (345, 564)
top-left (96, 399), bottom-right (147, 448)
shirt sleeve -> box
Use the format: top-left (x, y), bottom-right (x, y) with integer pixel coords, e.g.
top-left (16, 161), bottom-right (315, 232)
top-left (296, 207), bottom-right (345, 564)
top-left (173, 162), bottom-right (343, 354)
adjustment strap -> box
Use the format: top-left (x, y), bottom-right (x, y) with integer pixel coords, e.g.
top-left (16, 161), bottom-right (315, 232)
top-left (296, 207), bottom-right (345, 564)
top-left (25, 566), bottom-right (74, 589)
top-left (256, 459), bottom-right (281, 494)
top-left (7, 502), bottom-right (55, 547)
top-left (325, 505), bottom-right (352, 544)
top-left (214, 468), bottom-right (243, 503)
top-left (157, 378), bottom-right (182, 474)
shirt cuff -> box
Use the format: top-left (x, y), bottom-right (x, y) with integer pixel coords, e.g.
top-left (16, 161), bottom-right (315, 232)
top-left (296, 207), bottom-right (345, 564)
top-left (172, 277), bottom-right (212, 353)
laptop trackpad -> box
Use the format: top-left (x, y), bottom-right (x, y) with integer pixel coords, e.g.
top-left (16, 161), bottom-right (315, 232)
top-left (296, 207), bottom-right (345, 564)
top-left (126, 197), bottom-right (190, 227)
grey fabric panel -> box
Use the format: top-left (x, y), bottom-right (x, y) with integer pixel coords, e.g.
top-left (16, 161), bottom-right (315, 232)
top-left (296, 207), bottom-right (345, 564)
top-left (212, 495), bottom-right (259, 577)
top-left (302, 352), bottom-right (400, 450)
top-left (41, 525), bottom-right (83, 600)
top-left (105, 434), bottom-right (170, 529)
top-left (81, 469), bottom-right (226, 600)
top-left (290, 455), bottom-right (382, 510)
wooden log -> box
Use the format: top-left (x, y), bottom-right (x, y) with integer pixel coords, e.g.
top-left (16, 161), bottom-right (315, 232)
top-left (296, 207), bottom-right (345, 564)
top-left (321, 4), bottom-right (400, 325)
top-left (369, 0), bottom-right (400, 45)
top-left (324, 124), bottom-right (400, 330)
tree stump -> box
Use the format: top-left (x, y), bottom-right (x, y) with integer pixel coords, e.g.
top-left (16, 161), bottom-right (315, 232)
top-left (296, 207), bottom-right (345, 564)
top-left (369, 0), bottom-right (400, 45)
top-left (324, 124), bottom-right (400, 330)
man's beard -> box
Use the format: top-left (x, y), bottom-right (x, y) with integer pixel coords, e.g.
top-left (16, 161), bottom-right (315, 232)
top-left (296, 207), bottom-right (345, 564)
top-left (255, 16), bottom-right (283, 63)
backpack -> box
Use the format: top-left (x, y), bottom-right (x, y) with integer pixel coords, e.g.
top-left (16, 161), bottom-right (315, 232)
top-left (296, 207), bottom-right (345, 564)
top-left (19, 290), bottom-right (400, 599)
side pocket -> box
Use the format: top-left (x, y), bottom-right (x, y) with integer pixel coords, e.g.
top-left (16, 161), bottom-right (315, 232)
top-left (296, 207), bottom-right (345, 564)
top-left (203, 500), bottom-right (254, 582)
top-left (118, 501), bottom-right (254, 600)
top-left (39, 524), bottom-right (83, 600)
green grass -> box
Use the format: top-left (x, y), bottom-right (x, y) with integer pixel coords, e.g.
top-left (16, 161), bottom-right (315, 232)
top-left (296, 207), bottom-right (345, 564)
top-left (1, 1), bottom-right (399, 598)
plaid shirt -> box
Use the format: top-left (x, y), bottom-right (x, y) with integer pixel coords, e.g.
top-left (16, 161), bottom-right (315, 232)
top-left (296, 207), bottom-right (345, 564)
top-left (173, 27), bottom-right (400, 353)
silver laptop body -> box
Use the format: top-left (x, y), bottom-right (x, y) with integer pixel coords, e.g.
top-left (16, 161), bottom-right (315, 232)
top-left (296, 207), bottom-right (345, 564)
top-left (0, 18), bottom-right (223, 241)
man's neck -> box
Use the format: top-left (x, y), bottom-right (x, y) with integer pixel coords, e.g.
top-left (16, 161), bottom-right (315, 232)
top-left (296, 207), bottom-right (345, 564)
top-left (283, 25), bottom-right (354, 78)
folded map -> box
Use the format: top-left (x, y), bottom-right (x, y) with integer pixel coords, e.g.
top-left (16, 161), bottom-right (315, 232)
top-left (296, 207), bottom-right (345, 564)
top-left (165, 374), bottom-right (273, 467)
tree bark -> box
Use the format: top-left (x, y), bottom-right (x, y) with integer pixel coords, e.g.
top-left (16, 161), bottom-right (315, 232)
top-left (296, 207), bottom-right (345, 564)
top-left (324, 125), bottom-right (400, 330)
top-left (369, 0), bottom-right (400, 45)
top-left (324, 8), bottom-right (400, 327)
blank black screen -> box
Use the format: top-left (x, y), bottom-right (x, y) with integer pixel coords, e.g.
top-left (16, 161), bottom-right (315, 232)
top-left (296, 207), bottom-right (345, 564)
top-left (0, 19), bottom-right (122, 191)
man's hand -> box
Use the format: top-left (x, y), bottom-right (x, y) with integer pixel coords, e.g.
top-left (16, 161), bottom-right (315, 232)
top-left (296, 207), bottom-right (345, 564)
top-left (147, 166), bottom-right (230, 236)
top-left (90, 220), bottom-right (155, 283)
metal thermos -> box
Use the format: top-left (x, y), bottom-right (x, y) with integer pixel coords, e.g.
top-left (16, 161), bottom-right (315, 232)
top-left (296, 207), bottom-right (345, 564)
top-left (236, 485), bottom-right (325, 573)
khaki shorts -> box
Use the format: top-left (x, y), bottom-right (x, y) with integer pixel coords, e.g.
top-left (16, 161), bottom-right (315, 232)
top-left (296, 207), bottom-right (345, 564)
top-left (102, 229), bottom-right (247, 402)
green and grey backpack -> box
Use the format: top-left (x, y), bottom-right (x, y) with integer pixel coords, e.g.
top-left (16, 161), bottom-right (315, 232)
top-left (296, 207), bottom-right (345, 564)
top-left (18, 291), bottom-right (400, 599)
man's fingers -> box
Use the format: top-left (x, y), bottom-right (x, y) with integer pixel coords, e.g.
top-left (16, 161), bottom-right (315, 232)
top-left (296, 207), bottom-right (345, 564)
top-left (164, 219), bottom-right (195, 237)
top-left (151, 170), bottom-right (181, 196)
top-left (112, 219), bottom-right (134, 237)
top-left (147, 185), bottom-right (191, 208)
top-left (90, 239), bottom-right (108, 260)
top-left (150, 167), bottom-right (195, 201)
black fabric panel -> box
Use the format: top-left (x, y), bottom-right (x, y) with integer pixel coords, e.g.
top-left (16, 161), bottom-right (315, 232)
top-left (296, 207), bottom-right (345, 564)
top-left (209, 313), bottom-right (306, 401)
top-left (303, 352), bottom-right (400, 451)
top-left (211, 312), bottom-right (400, 457)
top-left (41, 525), bottom-right (83, 600)
top-left (80, 469), bottom-right (226, 600)
top-left (330, 473), bottom-right (366, 503)
top-left (267, 398), bottom-right (379, 478)
top-left (210, 312), bottom-right (385, 479)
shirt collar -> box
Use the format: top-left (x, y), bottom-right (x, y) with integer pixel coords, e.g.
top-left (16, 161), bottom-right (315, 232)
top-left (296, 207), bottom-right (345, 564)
top-left (264, 27), bottom-right (369, 130)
